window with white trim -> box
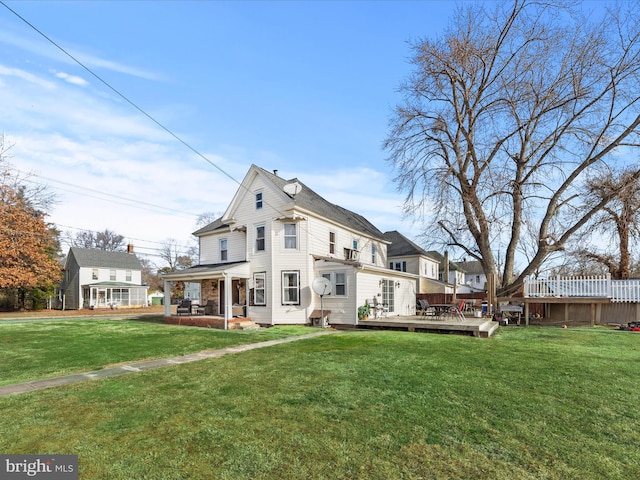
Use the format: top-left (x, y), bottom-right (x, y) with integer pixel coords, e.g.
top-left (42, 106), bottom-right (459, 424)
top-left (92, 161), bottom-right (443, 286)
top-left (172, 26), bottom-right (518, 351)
top-left (253, 272), bottom-right (266, 305)
top-left (126, 270), bottom-right (132, 282)
top-left (284, 223), bottom-right (297, 249)
top-left (390, 261), bottom-right (407, 272)
top-left (371, 245), bottom-right (376, 264)
top-left (329, 231), bottom-right (336, 254)
top-left (320, 271), bottom-right (347, 297)
top-left (92, 268), bottom-right (98, 280)
top-left (220, 238), bottom-right (228, 261)
top-left (352, 239), bottom-right (358, 250)
top-left (256, 225), bottom-right (265, 252)
top-left (109, 269), bottom-right (116, 281)
top-left (282, 271), bottom-right (299, 305)
top-left (255, 191), bottom-right (263, 210)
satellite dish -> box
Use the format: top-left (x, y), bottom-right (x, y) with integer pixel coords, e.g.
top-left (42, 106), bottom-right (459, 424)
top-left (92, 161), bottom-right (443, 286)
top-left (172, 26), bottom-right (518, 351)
top-left (283, 182), bottom-right (302, 196)
top-left (312, 277), bottom-right (332, 296)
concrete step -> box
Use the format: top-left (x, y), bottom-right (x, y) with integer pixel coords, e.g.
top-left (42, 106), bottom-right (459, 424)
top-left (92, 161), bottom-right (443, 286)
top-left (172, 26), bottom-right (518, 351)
top-left (231, 320), bottom-right (261, 330)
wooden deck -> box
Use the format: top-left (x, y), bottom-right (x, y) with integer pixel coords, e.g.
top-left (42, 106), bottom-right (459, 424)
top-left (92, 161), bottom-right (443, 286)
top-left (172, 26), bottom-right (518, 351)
top-left (357, 315), bottom-right (500, 338)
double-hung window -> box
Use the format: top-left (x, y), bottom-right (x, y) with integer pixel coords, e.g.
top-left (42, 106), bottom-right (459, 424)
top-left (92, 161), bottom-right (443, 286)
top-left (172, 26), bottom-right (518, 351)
top-left (253, 272), bottom-right (266, 305)
top-left (390, 261), bottom-right (407, 272)
top-left (255, 191), bottom-right (263, 210)
top-left (92, 268), bottom-right (98, 280)
top-left (109, 269), bottom-right (116, 281)
top-left (320, 271), bottom-right (347, 297)
top-left (329, 232), bottom-right (336, 254)
top-left (256, 225), bottom-right (265, 252)
top-left (126, 270), bottom-right (132, 282)
top-left (284, 223), bottom-right (297, 249)
top-left (282, 271), bottom-right (299, 305)
top-left (371, 245), bottom-right (376, 264)
top-left (220, 239), bottom-right (228, 261)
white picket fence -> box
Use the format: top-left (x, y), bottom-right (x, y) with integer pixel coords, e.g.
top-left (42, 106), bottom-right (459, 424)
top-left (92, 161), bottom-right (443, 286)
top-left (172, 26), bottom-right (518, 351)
top-left (524, 274), bottom-right (640, 303)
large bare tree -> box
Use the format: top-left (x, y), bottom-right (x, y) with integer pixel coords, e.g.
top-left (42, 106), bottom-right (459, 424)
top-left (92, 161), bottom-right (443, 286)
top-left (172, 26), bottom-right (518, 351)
top-left (385, 0), bottom-right (640, 295)
top-left (574, 167), bottom-right (640, 279)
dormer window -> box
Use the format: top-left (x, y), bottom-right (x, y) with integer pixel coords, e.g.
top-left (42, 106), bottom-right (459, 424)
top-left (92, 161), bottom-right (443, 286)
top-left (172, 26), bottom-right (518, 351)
top-left (255, 191), bottom-right (263, 210)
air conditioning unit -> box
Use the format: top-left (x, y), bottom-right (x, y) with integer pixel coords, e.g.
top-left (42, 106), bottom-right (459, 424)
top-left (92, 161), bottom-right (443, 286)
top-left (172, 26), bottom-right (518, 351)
top-left (344, 248), bottom-right (360, 261)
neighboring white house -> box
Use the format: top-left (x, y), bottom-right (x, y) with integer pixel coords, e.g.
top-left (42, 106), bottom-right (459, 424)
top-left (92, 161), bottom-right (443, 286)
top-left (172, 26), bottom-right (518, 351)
top-left (383, 230), bottom-right (444, 293)
top-left (162, 165), bottom-right (418, 327)
top-left (58, 246), bottom-right (148, 310)
top-left (454, 259), bottom-right (487, 293)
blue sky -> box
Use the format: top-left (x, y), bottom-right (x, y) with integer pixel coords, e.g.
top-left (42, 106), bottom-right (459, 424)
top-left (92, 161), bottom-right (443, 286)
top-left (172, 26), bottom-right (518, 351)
top-left (0, 1), bottom-right (457, 264)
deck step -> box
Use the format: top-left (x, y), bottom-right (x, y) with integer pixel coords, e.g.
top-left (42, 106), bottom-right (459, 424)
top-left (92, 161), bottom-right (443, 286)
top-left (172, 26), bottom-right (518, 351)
top-left (478, 320), bottom-right (500, 338)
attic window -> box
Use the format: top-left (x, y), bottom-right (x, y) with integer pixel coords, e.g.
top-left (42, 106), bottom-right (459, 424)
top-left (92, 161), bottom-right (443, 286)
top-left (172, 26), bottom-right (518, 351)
top-left (255, 191), bottom-right (263, 210)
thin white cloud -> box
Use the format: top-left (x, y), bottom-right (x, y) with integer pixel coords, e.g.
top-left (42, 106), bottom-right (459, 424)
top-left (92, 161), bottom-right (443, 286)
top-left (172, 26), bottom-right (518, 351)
top-left (0, 24), bottom-right (160, 81)
top-left (52, 70), bottom-right (89, 86)
top-left (0, 64), bottom-right (56, 89)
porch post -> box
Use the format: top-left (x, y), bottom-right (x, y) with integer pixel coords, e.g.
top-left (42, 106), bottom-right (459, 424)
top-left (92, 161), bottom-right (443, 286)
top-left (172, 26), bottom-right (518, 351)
top-left (224, 274), bottom-right (231, 330)
top-left (163, 280), bottom-right (171, 317)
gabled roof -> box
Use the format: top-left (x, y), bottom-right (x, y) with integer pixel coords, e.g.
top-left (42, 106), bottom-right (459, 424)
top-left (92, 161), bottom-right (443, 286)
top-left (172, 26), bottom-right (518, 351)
top-left (192, 217), bottom-right (230, 236)
top-left (426, 251), bottom-right (464, 272)
top-left (195, 165), bottom-right (386, 241)
top-left (67, 247), bottom-right (143, 270)
top-left (384, 230), bottom-right (438, 261)
top-left (454, 260), bottom-right (484, 275)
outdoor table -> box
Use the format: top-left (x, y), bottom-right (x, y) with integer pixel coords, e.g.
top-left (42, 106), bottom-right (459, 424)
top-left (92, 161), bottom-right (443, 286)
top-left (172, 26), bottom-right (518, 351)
top-left (428, 304), bottom-right (454, 320)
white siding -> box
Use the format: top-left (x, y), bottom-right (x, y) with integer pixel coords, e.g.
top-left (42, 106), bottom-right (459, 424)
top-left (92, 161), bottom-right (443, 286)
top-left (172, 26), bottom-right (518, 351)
top-left (200, 230), bottom-right (246, 264)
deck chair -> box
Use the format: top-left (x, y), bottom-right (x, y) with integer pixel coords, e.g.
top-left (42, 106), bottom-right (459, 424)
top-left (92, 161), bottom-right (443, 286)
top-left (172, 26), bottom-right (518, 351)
top-left (445, 300), bottom-right (466, 322)
top-left (373, 297), bottom-right (388, 318)
top-left (418, 299), bottom-right (434, 319)
top-left (176, 299), bottom-right (192, 315)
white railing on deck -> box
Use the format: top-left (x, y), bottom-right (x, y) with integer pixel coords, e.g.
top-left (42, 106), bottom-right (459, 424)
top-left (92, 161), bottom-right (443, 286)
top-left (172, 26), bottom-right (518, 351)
top-left (524, 274), bottom-right (640, 303)
top-left (611, 279), bottom-right (640, 303)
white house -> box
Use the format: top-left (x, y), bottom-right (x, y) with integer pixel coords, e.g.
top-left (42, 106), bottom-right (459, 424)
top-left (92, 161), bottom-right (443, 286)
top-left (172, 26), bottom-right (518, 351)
top-left (383, 230), bottom-right (443, 293)
top-left (454, 259), bottom-right (487, 293)
top-left (58, 246), bottom-right (148, 309)
top-left (162, 165), bottom-right (417, 328)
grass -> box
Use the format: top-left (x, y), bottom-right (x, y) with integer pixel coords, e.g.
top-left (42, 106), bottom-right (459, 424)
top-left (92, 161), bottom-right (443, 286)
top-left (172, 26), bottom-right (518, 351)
top-left (0, 318), bottom-right (310, 385)
top-left (0, 323), bottom-right (639, 479)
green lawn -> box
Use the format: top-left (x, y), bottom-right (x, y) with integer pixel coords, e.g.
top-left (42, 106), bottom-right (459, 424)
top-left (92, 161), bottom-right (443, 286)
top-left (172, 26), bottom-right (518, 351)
top-left (1, 323), bottom-right (639, 479)
top-left (0, 319), bottom-right (309, 385)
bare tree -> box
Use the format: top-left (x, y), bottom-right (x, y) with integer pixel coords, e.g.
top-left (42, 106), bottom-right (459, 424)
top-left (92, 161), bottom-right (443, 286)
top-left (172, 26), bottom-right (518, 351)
top-left (385, 0), bottom-right (640, 295)
top-left (158, 238), bottom-right (193, 272)
top-left (573, 167), bottom-right (640, 279)
top-left (68, 229), bottom-right (126, 251)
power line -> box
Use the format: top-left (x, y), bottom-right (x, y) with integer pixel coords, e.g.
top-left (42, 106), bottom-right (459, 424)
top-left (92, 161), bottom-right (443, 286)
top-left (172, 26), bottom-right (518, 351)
top-left (0, 2), bottom-right (357, 258)
top-left (0, 0), bottom-right (241, 187)
top-left (19, 173), bottom-right (198, 219)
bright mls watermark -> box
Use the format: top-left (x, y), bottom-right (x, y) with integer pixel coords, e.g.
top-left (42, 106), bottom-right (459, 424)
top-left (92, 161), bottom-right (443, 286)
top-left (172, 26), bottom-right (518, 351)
top-left (0, 455), bottom-right (77, 479)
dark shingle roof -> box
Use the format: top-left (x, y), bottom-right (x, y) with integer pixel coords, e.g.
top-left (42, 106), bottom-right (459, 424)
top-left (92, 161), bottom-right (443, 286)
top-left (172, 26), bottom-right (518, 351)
top-left (258, 167), bottom-right (385, 240)
top-left (194, 165), bottom-right (386, 241)
top-left (384, 230), bottom-right (432, 258)
top-left (69, 247), bottom-right (143, 270)
top-left (192, 217), bottom-right (230, 236)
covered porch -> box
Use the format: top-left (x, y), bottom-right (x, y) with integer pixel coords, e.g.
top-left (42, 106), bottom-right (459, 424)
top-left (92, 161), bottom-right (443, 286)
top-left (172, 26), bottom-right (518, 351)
top-left (82, 282), bottom-right (148, 309)
top-left (162, 261), bottom-right (250, 330)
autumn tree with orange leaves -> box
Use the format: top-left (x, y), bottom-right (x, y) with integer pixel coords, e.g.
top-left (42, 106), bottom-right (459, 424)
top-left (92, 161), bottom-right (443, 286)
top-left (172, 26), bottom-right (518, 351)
top-left (0, 136), bottom-right (61, 310)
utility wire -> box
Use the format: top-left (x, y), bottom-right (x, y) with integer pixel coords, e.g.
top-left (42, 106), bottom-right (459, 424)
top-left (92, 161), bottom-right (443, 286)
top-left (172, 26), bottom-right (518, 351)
top-left (0, 1), bottom-right (240, 187)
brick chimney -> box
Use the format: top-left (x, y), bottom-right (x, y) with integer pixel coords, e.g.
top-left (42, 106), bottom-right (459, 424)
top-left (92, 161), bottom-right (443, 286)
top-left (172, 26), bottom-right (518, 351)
top-left (127, 244), bottom-right (134, 254)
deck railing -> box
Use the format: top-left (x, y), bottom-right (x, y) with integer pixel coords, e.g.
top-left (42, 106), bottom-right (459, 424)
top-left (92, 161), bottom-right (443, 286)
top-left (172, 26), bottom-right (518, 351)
top-left (524, 274), bottom-right (640, 303)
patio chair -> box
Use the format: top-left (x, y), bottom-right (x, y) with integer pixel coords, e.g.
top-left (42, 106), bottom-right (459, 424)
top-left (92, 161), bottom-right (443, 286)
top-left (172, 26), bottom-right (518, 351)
top-left (417, 299), bottom-right (434, 319)
top-left (445, 300), bottom-right (466, 322)
top-left (176, 299), bottom-right (192, 315)
top-left (373, 297), bottom-right (388, 318)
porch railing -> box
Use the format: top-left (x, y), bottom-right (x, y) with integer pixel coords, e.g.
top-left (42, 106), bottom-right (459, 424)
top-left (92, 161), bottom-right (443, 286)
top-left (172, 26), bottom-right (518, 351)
top-left (524, 274), bottom-right (640, 303)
